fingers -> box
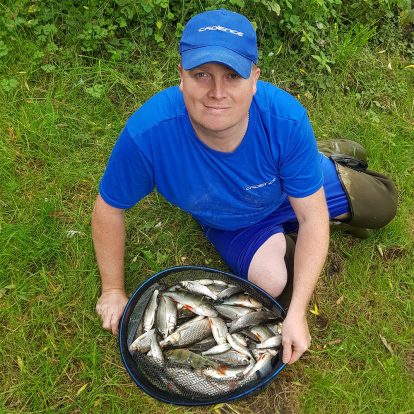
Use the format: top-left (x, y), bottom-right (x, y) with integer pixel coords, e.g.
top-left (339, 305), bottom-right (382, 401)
top-left (96, 304), bottom-right (121, 336)
top-left (282, 339), bottom-right (292, 364)
top-left (96, 292), bottom-right (128, 336)
top-left (282, 339), bottom-right (310, 364)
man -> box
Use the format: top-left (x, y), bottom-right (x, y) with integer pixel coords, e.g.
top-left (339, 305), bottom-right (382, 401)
top-left (92, 9), bottom-right (397, 365)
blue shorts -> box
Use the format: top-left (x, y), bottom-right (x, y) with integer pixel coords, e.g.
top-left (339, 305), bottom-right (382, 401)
top-left (201, 156), bottom-right (349, 278)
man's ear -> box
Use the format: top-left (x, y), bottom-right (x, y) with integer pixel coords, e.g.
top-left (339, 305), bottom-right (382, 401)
top-left (252, 66), bottom-right (261, 95)
top-left (178, 63), bottom-right (184, 92)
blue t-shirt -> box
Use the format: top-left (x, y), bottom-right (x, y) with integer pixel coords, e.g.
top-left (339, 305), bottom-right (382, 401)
top-left (99, 81), bottom-right (323, 230)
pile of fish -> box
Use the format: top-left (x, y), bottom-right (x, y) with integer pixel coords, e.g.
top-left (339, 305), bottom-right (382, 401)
top-left (129, 278), bottom-right (283, 383)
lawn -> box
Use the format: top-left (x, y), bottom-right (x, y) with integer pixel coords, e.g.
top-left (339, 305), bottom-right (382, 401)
top-left (1, 7), bottom-right (413, 414)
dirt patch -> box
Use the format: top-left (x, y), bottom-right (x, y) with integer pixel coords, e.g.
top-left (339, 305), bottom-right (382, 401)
top-left (405, 350), bottom-right (414, 380)
top-left (379, 246), bottom-right (406, 261)
top-left (326, 251), bottom-right (344, 278)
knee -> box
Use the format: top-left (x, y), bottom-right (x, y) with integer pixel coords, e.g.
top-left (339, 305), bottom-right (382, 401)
top-left (248, 266), bottom-right (287, 298)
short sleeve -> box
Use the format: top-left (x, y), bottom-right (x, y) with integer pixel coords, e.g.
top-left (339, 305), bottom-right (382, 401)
top-left (279, 112), bottom-right (323, 197)
top-left (99, 127), bottom-right (154, 209)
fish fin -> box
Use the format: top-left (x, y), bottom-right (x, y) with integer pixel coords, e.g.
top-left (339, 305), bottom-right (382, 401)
top-left (217, 365), bottom-right (228, 375)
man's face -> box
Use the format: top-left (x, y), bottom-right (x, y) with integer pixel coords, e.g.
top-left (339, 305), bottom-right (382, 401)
top-left (179, 63), bottom-right (260, 136)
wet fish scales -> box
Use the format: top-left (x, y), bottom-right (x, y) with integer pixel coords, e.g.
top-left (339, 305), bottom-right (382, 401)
top-left (229, 310), bottom-right (278, 334)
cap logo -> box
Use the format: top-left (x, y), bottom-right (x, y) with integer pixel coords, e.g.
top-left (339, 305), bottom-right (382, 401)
top-left (198, 25), bottom-right (243, 37)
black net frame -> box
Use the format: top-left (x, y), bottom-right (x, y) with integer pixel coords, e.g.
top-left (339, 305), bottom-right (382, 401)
top-left (119, 266), bottom-right (287, 406)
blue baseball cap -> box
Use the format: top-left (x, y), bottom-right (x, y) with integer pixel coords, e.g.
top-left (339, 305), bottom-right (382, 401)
top-left (179, 9), bottom-right (258, 79)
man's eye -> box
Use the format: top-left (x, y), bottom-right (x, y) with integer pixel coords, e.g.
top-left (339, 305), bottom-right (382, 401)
top-left (227, 73), bottom-right (240, 80)
top-left (194, 72), bottom-right (209, 79)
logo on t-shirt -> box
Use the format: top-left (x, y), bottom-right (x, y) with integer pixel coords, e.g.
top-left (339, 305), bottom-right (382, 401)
top-left (245, 177), bottom-right (276, 191)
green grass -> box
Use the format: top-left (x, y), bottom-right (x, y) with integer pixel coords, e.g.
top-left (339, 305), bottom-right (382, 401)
top-left (1, 25), bottom-right (413, 414)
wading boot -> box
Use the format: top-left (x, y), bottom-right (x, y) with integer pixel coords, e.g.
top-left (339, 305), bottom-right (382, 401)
top-left (317, 138), bottom-right (367, 161)
top-left (317, 139), bottom-right (397, 237)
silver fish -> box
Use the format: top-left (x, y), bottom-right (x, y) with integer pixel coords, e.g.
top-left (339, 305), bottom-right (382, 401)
top-left (163, 291), bottom-right (218, 317)
top-left (160, 317), bottom-right (211, 348)
top-left (132, 317), bottom-right (143, 341)
top-left (209, 317), bottom-right (228, 345)
top-left (208, 350), bottom-right (251, 366)
top-left (129, 328), bottom-right (155, 353)
top-left (232, 333), bottom-right (248, 347)
top-left (201, 343), bottom-right (231, 356)
top-left (180, 280), bottom-right (218, 300)
top-left (222, 293), bottom-right (263, 309)
top-left (188, 336), bottom-right (217, 352)
top-left (195, 279), bottom-right (215, 286)
top-left (252, 348), bottom-right (279, 359)
top-left (214, 304), bottom-right (253, 320)
top-left (229, 310), bottom-right (277, 334)
top-left (245, 353), bottom-right (273, 378)
top-left (227, 333), bottom-right (253, 360)
top-left (202, 365), bottom-right (246, 380)
top-left (217, 285), bottom-right (243, 300)
top-left (149, 331), bottom-right (164, 362)
top-left (267, 322), bottom-right (283, 335)
top-left (156, 295), bottom-right (177, 339)
top-left (143, 289), bottom-right (159, 332)
top-left (196, 279), bottom-right (229, 286)
top-left (249, 325), bottom-right (274, 342)
top-left (174, 315), bottom-right (205, 333)
top-left (255, 335), bottom-right (282, 349)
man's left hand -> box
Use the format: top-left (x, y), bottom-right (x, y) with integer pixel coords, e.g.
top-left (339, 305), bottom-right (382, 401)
top-left (281, 311), bottom-right (311, 364)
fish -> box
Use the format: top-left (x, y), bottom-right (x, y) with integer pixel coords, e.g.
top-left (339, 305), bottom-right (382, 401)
top-left (132, 317), bottom-right (143, 341)
top-left (229, 310), bottom-right (278, 334)
top-left (245, 353), bottom-right (273, 379)
top-left (160, 317), bottom-right (211, 348)
top-left (267, 322), bottom-right (283, 335)
top-left (163, 291), bottom-right (218, 317)
top-left (208, 350), bottom-right (251, 366)
top-left (227, 333), bottom-right (254, 360)
top-left (149, 331), bottom-right (164, 362)
top-left (129, 328), bottom-right (155, 353)
top-left (214, 304), bottom-right (253, 320)
top-left (165, 349), bottom-right (220, 369)
top-left (222, 293), bottom-right (263, 309)
top-left (129, 277), bottom-right (284, 388)
top-left (180, 280), bottom-right (218, 300)
top-left (252, 348), bottom-right (279, 359)
top-left (188, 336), bottom-right (217, 352)
top-left (156, 295), bottom-right (177, 339)
top-left (143, 289), bottom-right (159, 332)
top-left (255, 335), bottom-right (282, 349)
top-left (201, 343), bottom-right (232, 356)
top-left (202, 365), bottom-right (246, 380)
top-left (209, 317), bottom-right (228, 345)
top-left (216, 285), bottom-right (243, 300)
top-left (248, 325), bottom-right (274, 342)
top-left (231, 333), bottom-right (248, 347)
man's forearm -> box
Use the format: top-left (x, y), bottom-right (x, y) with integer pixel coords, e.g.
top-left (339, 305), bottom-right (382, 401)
top-left (289, 216), bottom-right (329, 316)
top-left (92, 196), bottom-right (126, 292)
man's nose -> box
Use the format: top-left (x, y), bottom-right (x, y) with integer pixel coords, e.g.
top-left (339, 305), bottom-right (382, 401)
top-left (208, 78), bottom-right (226, 99)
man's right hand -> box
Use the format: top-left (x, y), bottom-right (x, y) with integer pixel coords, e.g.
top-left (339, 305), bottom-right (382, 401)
top-left (96, 289), bottom-right (129, 336)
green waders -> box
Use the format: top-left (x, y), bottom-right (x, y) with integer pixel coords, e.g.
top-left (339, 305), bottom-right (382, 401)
top-left (277, 139), bottom-right (398, 307)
